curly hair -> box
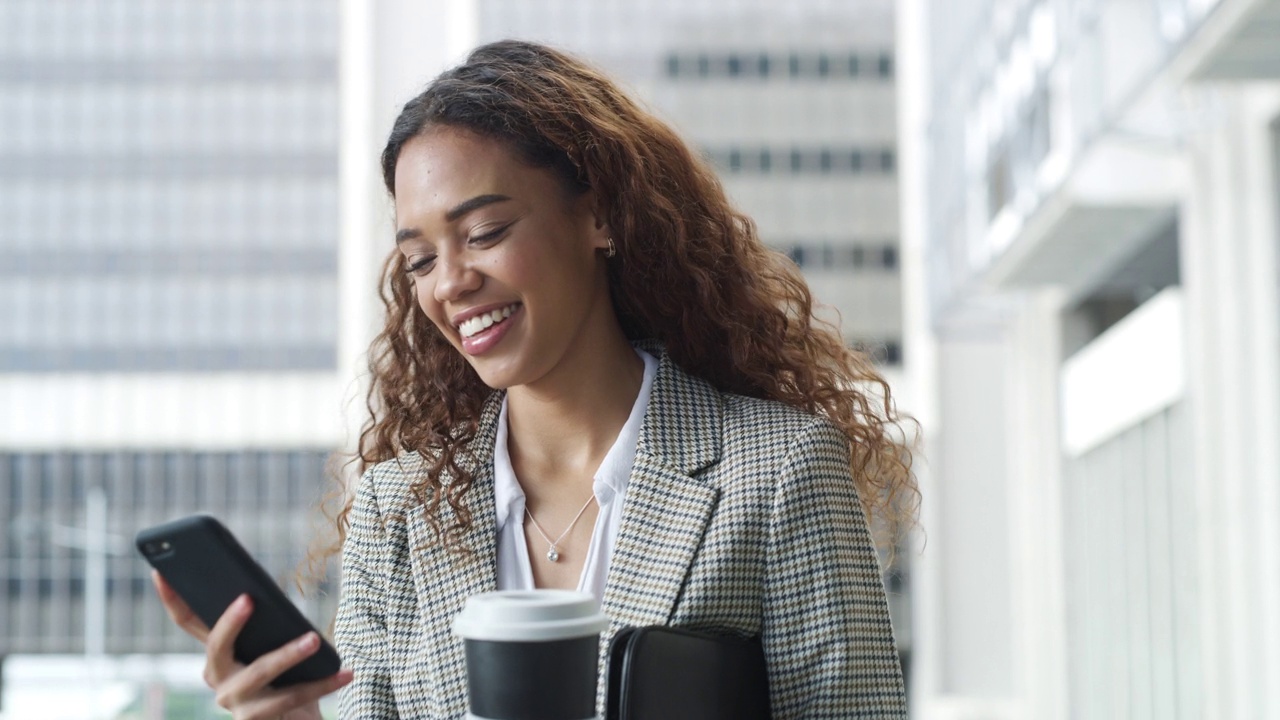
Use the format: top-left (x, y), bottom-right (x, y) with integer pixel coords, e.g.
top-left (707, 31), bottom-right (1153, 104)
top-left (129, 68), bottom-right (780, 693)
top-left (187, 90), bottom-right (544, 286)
top-left (327, 39), bottom-right (918, 561)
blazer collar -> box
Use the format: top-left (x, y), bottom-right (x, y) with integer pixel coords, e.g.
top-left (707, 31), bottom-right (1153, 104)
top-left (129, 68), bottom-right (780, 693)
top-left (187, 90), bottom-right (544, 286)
top-left (631, 340), bottom-right (723, 476)
top-left (602, 343), bottom-right (723, 631)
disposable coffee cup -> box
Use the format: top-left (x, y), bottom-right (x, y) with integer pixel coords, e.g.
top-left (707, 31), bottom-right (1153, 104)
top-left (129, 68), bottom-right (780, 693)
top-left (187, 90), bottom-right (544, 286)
top-left (453, 590), bottom-right (610, 720)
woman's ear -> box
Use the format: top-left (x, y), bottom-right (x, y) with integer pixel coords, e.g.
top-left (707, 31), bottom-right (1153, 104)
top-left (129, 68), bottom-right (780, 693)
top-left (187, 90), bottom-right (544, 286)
top-left (577, 189), bottom-right (612, 252)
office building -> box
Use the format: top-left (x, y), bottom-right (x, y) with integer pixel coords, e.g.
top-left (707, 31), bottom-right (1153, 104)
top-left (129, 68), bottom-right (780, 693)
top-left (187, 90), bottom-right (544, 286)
top-left (0, 0), bottom-right (344, 661)
top-left (899, 0), bottom-right (1280, 717)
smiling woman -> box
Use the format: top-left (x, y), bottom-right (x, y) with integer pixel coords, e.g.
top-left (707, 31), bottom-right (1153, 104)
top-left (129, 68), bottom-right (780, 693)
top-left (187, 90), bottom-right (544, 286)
top-left (390, 127), bottom-right (627, 393)
top-left (153, 39), bottom-right (918, 720)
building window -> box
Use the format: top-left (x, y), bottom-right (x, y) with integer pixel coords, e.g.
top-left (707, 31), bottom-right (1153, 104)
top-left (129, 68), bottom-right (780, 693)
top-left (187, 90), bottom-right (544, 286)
top-left (880, 150), bottom-right (897, 173)
top-left (777, 241), bottom-right (901, 271)
top-left (727, 54), bottom-right (742, 77)
top-left (877, 52), bottom-right (894, 78)
top-left (704, 146), bottom-right (898, 175)
top-left (987, 144), bottom-right (1012, 219)
top-left (851, 339), bottom-right (903, 366)
top-left (662, 50), bottom-right (891, 81)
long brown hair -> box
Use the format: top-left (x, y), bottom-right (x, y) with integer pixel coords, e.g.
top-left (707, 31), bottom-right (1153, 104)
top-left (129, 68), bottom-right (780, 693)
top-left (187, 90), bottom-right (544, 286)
top-left (332, 39), bottom-right (917, 560)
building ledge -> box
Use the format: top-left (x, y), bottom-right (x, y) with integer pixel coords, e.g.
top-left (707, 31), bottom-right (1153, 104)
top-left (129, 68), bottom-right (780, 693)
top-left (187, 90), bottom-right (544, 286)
top-left (1185, 0), bottom-right (1280, 81)
top-left (982, 137), bottom-right (1184, 299)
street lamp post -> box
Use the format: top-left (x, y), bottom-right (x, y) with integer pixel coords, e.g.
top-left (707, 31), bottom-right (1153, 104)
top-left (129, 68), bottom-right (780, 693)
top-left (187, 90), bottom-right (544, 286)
top-left (50, 482), bottom-right (128, 719)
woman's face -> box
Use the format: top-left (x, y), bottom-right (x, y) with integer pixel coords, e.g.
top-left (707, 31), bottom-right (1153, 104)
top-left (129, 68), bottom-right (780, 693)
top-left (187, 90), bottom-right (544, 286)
top-left (393, 127), bottom-right (613, 390)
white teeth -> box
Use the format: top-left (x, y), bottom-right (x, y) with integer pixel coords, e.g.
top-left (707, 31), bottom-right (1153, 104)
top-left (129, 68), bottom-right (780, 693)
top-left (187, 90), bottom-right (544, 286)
top-left (458, 304), bottom-right (519, 339)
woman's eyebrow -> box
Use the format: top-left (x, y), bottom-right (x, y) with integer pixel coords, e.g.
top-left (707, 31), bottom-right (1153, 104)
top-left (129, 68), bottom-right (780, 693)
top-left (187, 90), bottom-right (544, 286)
top-left (444, 193), bottom-right (513, 222)
top-left (396, 194), bottom-right (514, 244)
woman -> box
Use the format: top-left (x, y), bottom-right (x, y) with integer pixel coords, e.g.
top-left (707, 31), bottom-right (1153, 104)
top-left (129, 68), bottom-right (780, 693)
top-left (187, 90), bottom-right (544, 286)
top-left (155, 40), bottom-right (917, 719)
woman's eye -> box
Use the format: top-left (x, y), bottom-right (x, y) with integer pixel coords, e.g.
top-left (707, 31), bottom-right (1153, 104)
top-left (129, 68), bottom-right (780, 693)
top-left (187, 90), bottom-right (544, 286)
top-left (405, 256), bottom-right (436, 276)
top-left (469, 223), bottom-right (511, 245)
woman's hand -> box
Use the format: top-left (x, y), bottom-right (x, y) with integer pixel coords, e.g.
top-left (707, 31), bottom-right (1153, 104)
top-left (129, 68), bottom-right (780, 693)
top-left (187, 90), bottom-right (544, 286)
top-left (152, 570), bottom-right (354, 720)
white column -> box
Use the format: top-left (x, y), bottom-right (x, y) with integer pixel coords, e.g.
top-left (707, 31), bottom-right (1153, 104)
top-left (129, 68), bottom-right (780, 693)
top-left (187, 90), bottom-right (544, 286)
top-left (1179, 84), bottom-right (1280, 720)
top-left (895, 0), bottom-right (941, 713)
top-left (1004, 289), bottom-right (1069, 720)
top-left (337, 0), bottom-right (379, 456)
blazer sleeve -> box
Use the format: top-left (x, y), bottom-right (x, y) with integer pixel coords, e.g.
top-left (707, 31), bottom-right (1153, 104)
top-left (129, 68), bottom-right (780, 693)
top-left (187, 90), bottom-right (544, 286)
top-left (334, 470), bottom-right (400, 718)
top-left (760, 418), bottom-right (908, 719)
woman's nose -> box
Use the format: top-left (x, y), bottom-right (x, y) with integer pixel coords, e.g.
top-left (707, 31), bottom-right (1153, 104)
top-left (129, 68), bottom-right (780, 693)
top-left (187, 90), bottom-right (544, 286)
top-left (432, 252), bottom-right (482, 303)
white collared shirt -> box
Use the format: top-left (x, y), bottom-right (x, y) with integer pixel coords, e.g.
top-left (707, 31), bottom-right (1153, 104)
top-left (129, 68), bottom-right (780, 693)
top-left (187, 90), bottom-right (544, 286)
top-left (493, 349), bottom-right (657, 604)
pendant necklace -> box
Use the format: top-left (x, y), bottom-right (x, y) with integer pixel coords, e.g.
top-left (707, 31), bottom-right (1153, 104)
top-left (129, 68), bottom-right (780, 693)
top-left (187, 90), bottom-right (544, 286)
top-left (525, 494), bottom-right (597, 563)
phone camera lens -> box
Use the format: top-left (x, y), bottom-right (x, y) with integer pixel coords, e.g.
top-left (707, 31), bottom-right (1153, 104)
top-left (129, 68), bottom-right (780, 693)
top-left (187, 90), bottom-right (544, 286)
top-left (144, 542), bottom-right (159, 554)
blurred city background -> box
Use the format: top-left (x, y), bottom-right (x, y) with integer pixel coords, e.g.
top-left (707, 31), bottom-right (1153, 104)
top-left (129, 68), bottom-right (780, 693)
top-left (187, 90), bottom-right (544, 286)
top-left (1, 0), bottom-right (1277, 718)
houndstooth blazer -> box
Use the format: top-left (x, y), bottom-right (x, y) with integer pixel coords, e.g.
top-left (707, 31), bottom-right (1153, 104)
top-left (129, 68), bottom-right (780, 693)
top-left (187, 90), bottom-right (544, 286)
top-left (334, 346), bottom-right (907, 719)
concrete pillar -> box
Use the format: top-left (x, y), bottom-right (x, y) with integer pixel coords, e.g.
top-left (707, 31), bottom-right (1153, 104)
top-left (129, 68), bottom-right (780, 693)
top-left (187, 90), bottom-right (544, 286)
top-left (1179, 84), bottom-right (1280, 719)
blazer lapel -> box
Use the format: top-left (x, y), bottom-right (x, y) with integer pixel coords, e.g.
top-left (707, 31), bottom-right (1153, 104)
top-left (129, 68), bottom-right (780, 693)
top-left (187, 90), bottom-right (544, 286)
top-left (406, 393), bottom-right (502, 680)
top-left (602, 350), bottom-right (722, 632)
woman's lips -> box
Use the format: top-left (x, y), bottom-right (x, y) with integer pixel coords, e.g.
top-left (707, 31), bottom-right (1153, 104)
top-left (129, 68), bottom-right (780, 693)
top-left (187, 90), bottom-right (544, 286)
top-left (459, 304), bottom-right (522, 356)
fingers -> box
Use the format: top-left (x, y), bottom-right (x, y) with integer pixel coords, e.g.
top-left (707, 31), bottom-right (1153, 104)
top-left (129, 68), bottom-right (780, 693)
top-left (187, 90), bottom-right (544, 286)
top-left (215, 632), bottom-right (353, 716)
top-left (230, 631), bottom-right (323, 697)
top-left (151, 570), bottom-right (210, 642)
top-left (151, 572), bottom-right (352, 718)
top-left (204, 593), bottom-right (254, 685)
top-left (225, 667), bottom-right (354, 719)
top-left (262, 668), bottom-right (355, 713)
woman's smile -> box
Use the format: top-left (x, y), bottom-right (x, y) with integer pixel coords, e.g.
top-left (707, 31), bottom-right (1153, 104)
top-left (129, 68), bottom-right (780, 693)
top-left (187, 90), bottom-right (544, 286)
top-left (457, 303), bottom-right (524, 355)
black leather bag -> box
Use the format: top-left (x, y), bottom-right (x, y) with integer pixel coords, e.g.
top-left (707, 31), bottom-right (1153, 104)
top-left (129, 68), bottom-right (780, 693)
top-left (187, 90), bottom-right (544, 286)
top-left (605, 626), bottom-right (772, 720)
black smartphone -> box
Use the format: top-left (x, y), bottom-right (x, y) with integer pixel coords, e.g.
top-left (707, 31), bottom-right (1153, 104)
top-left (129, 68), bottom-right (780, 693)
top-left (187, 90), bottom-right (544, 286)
top-left (135, 514), bottom-right (341, 687)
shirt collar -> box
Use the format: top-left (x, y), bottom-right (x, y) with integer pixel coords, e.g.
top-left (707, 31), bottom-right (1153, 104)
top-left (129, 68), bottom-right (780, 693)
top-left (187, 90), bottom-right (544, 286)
top-left (492, 348), bottom-right (659, 531)
top-left (492, 398), bottom-right (523, 532)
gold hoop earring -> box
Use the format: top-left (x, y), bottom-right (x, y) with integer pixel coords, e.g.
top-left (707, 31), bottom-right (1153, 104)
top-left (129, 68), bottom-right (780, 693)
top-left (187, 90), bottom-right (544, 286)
top-left (605, 237), bottom-right (617, 258)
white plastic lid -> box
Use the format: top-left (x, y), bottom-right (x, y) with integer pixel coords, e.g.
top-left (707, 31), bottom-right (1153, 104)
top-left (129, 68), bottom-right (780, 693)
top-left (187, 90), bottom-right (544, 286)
top-left (452, 590), bottom-right (610, 642)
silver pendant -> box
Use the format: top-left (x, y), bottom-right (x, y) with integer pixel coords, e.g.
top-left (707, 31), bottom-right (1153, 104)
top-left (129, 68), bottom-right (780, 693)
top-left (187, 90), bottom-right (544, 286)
top-left (547, 547), bottom-right (560, 562)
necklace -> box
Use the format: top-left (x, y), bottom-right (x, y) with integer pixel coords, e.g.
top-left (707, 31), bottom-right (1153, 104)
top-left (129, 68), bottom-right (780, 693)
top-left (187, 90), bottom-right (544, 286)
top-left (524, 494), bottom-right (596, 563)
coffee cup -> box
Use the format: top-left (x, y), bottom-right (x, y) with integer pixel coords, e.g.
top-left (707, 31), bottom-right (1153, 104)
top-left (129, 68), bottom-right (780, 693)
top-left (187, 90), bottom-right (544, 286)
top-left (453, 589), bottom-right (610, 720)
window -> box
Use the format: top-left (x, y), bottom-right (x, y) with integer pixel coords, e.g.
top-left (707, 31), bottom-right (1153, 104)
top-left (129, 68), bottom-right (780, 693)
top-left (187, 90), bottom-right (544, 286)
top-left (727, 54), bottom-right (742, 77)
top-left (877, 52), bottom-right (894, 78)
top-left (776, 241), bottom-right (901, 271)
top-left (662, 50), bottom-right (887, 81)
top-left (704, 146), bottom-right (897, 175)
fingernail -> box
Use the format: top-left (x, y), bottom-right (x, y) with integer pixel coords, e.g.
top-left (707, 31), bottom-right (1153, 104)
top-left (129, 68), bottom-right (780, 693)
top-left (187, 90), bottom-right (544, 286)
top-left (296, 632), bottom-right (318, 651)
top-left (235, 594), bottom-right (252, 613)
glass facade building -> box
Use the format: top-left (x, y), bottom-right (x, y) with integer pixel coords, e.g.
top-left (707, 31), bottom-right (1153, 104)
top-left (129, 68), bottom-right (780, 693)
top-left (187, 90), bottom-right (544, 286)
top-left (0, 0), bottom-right (340, 372)
top-left (0, 0), bottom-right (342, 665)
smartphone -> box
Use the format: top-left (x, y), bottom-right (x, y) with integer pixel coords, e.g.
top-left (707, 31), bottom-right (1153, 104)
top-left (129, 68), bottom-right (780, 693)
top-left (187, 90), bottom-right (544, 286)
top-left (136, 514), bottom-right (342, 687)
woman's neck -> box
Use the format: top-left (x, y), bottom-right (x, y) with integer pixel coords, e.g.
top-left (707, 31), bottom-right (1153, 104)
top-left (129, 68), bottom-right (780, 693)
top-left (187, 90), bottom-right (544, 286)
top-left (504, 325), bottom-right (645, 490)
